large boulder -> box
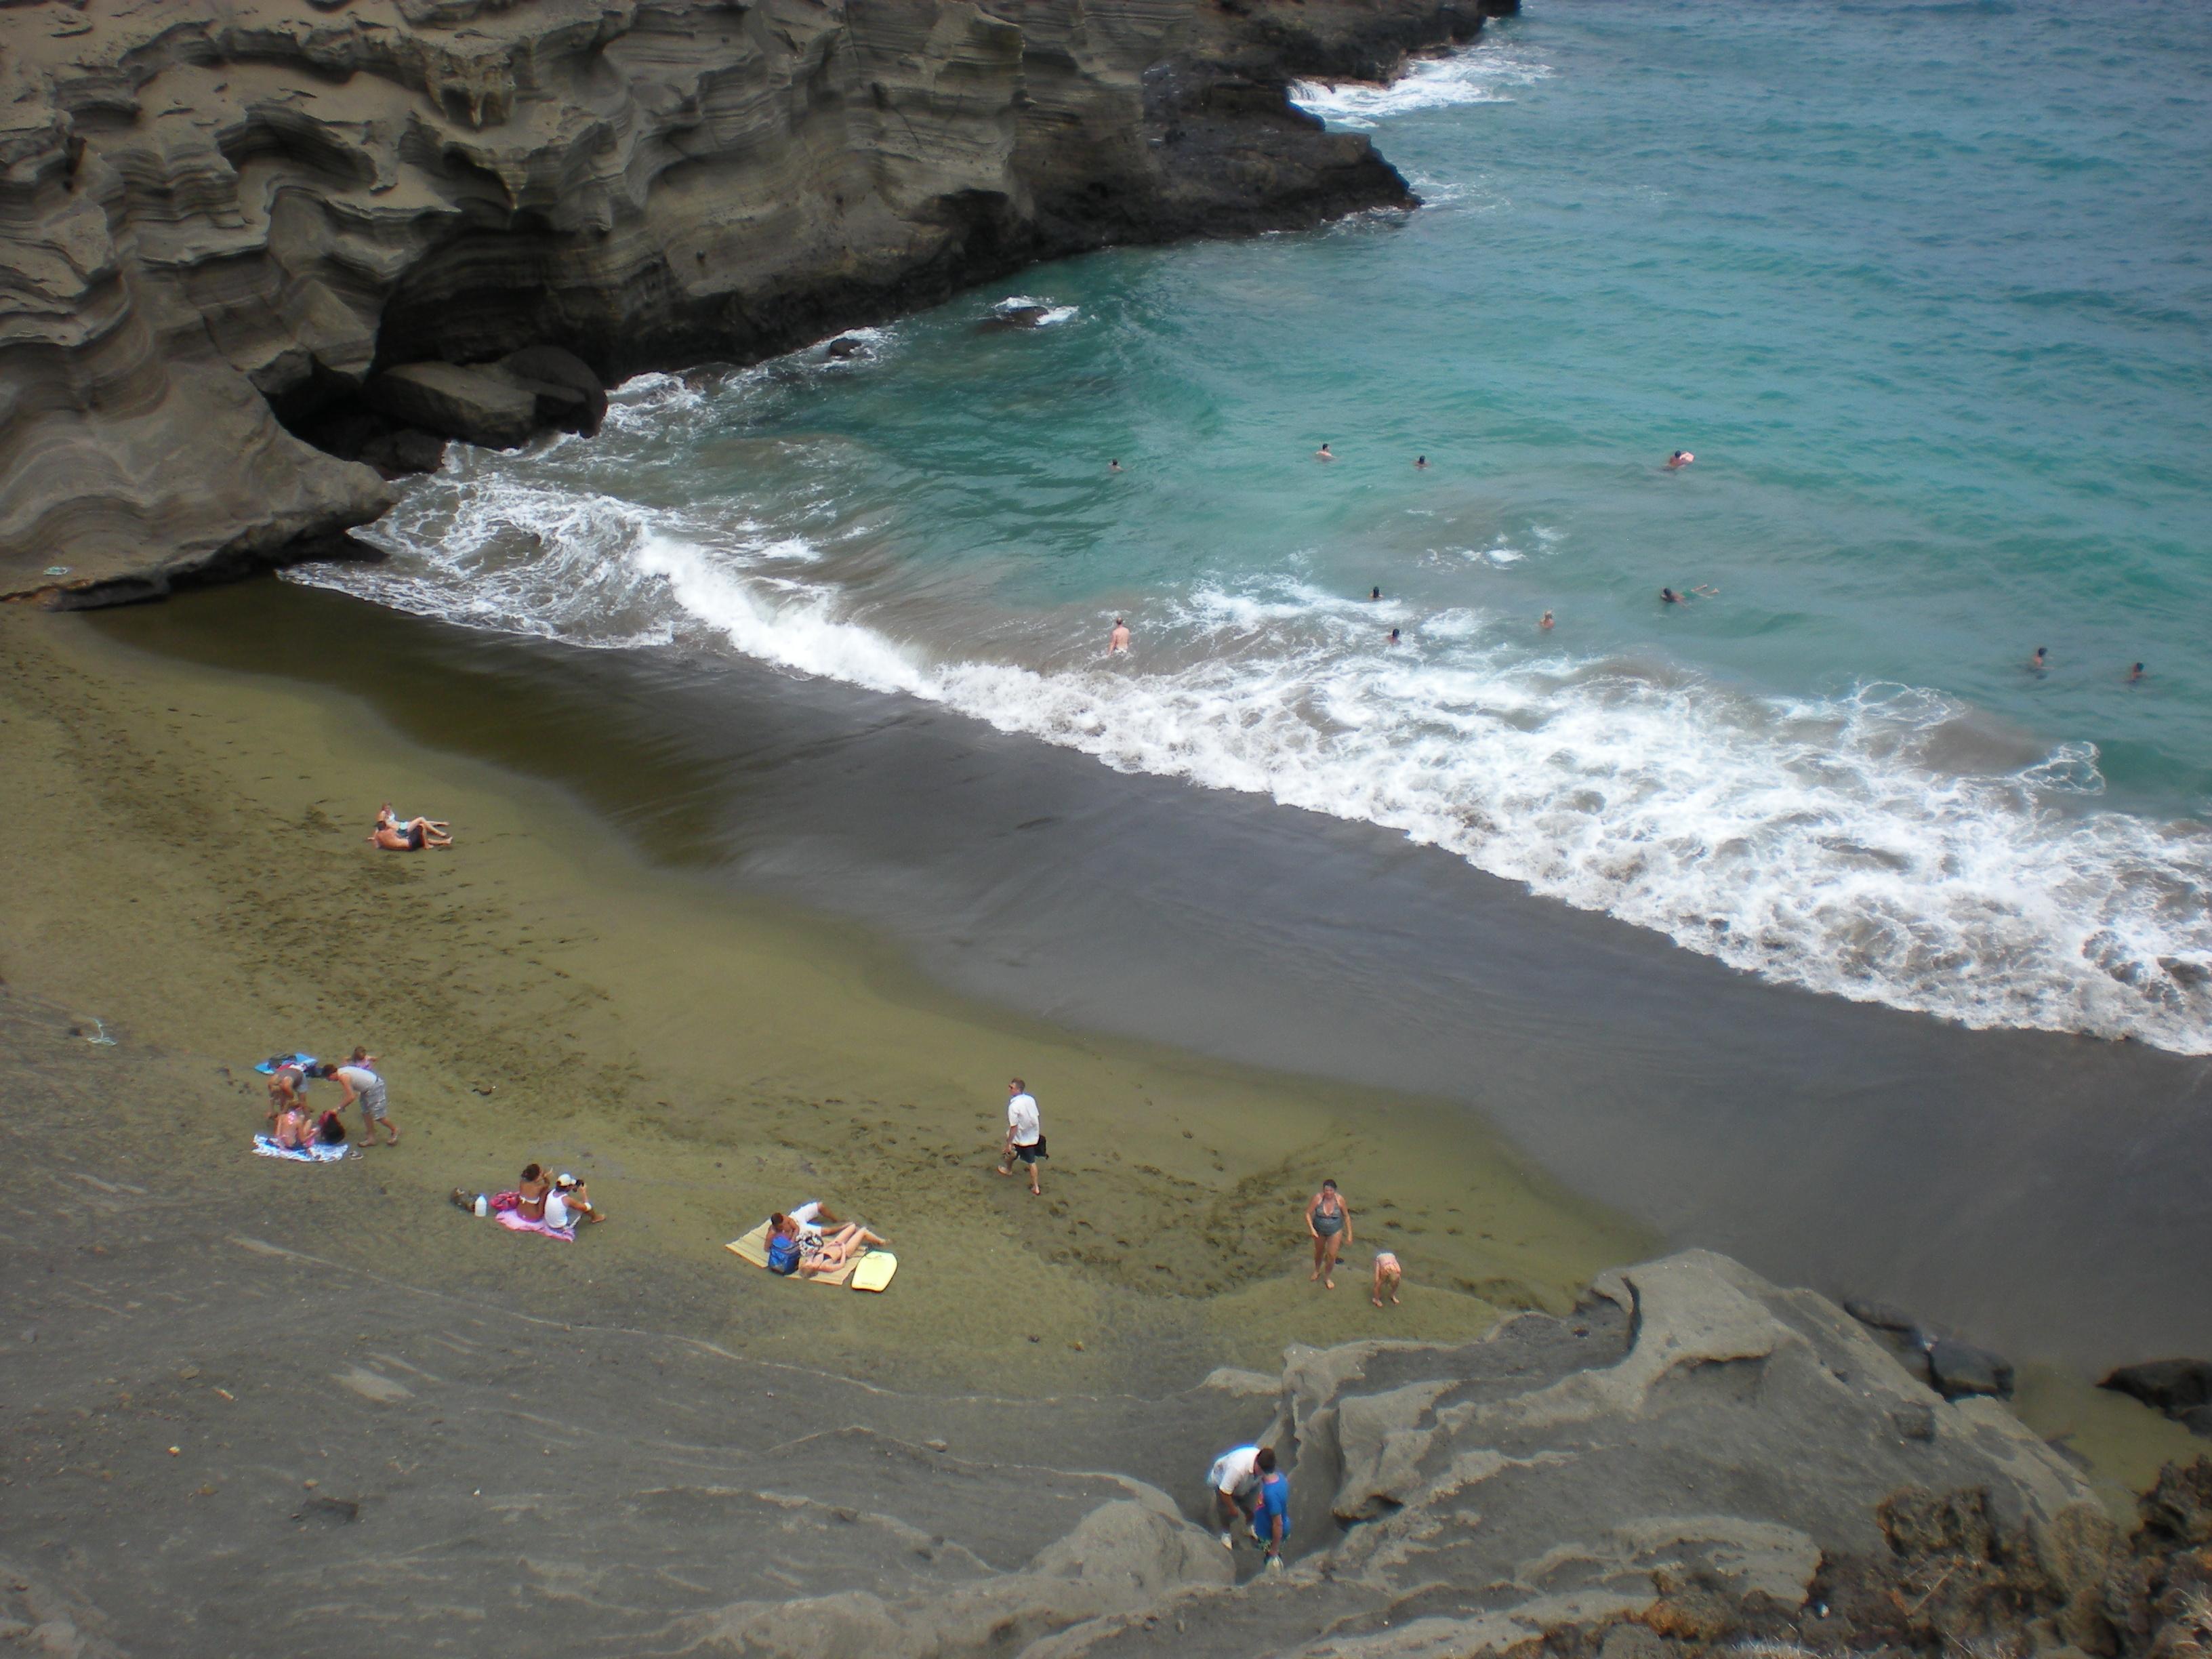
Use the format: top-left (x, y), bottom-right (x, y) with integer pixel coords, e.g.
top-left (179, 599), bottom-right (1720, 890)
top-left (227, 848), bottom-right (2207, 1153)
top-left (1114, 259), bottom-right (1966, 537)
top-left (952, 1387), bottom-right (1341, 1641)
top-left (365, 363), bottom-right (542, 449)
top-left (1036, 1250), bottom-right (2106, 1658)
top-left (498, 346), bottom-right (608, 435)
top-left (2102, 1358), bottom-right (2212, 1435)
top-left (1929, 1338), bottom-right (2015, 1401)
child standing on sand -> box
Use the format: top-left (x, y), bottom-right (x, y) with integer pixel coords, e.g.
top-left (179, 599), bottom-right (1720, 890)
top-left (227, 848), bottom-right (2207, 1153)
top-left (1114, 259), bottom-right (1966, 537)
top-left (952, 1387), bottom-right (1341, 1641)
top-left (1372, 1250), bottom-right (1402, 1308)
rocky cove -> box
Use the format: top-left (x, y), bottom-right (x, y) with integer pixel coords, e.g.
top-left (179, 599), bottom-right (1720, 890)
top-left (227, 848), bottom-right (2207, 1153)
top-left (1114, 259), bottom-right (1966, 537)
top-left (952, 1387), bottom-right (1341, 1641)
top-left (0, 0), bottom-right (1511, 603)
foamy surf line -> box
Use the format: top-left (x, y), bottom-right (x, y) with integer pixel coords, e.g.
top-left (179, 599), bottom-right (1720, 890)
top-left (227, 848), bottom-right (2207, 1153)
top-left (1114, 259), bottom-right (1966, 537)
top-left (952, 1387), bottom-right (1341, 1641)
top-left (1292, 42), bottom-right (1552, 130)
top-left (303, 480), bottom-right (2212, 1056)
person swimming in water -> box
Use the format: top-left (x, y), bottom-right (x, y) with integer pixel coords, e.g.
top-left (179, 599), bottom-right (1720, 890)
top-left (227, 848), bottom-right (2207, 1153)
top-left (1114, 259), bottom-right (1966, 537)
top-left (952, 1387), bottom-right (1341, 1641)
top-left (1109, 459), bottom-right (1122, 473)
top-left (1414, 455), bottom-right (1428, 470)
top-left (1108, 617), bottom-right (1130, 654)
top-left (2129, 661), bottom-right (2146, 683)
top-left (1660, 587), bottom-right (1687, 605)
top-left (1387, 628), bottom-right (1401, 645)
top-left (1315, 443), bottom-right (1336, 462)
top-left (2029, 646), bottom-right (2049, 673)
top-left (1370, 586), bottom-right (1381, 602)
top-left (1539, 610), bottom-right (1554, 631)
top-left (1666, 451), bottom-right (1695, 469)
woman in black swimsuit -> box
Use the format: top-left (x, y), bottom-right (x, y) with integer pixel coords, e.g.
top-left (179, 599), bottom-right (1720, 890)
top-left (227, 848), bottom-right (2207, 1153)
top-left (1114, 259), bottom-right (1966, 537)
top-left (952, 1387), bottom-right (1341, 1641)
top-left (1306, 1179), bottom-right (1352, 1290)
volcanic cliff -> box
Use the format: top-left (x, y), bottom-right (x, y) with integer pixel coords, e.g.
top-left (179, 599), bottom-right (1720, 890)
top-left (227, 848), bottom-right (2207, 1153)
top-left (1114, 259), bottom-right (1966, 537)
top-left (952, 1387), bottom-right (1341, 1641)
top-left (0, 0), bottom-right (1507, 604)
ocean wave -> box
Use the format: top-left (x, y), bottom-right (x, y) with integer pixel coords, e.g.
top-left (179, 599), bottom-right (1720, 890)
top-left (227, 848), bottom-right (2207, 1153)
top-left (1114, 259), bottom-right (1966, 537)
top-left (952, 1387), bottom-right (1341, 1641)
top-left (1292, 43), bottom-right (1552, 131)
top-left (298, 493), bottom-right (2212, 1054)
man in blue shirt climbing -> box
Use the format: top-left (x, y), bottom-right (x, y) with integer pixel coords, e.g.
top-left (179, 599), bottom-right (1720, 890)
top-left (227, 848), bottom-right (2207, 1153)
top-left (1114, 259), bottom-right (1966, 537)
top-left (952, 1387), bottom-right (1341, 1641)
top-left (1249, 1450), bottom-right (1290, 1574)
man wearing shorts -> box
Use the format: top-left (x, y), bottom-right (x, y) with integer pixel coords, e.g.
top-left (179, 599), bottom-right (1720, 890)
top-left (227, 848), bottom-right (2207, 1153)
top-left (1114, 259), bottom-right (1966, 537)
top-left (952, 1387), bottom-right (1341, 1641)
top-left (333, 1051), bottom-right (398, 1146)
top-left (995, 1078), bottom-right (1045, 1195)
top-left (1205, 1443), bottom-right (1271, 1549)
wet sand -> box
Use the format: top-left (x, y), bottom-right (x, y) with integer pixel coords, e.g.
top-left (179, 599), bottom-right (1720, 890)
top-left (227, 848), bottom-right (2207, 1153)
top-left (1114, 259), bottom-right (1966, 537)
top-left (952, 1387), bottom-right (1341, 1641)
top-left (0, 600), bottom-right (1639, 1399)
top-left (82, 579), bottom-right (2212, 1378)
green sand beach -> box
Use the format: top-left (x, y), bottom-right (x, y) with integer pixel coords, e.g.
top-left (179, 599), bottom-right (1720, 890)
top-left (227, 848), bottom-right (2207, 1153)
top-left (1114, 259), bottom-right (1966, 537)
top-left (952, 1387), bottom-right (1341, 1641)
top-left (0, 604), bottom-right (1644, 1395)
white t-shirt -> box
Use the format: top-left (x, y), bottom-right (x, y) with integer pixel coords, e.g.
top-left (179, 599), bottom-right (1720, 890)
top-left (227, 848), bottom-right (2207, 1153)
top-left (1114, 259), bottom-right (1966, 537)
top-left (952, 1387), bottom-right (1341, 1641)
top-left (1006, 1092), bottom-right (1040, 1146)
top-left (1208, 1446), bottom-right (1262, 1496)
top-left (542, 1190), bottom-right (572, 1228)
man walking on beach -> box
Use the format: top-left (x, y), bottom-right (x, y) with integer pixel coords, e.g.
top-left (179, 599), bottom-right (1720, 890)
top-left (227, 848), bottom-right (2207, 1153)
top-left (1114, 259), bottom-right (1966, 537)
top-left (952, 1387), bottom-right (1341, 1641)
top-left (996, 1078), bottom-right (1045, 1195)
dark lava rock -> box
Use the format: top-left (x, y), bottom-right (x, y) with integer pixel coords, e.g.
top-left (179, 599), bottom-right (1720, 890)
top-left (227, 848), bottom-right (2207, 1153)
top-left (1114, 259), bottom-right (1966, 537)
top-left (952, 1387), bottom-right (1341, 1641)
top-left (367, 362), bottom-right (541, 449)
top-left (499, 345), bottom-right (608, 436)
top-left (2101, 1357), bottom-right (2212, 1419)
top-left (1843, 1297), bottom-right (1923, 1337)
top-left (1929, 1338), bottom-right (2014, 1401)
top-left (2138, 1455), bottom-right (2212, 1546)
top-left (1845, 1297), bottom-right (1936, 1387)
top-left (824, 335), bottom-right (868, 359)
top-left (977, 305), bottom-right (1052, 332)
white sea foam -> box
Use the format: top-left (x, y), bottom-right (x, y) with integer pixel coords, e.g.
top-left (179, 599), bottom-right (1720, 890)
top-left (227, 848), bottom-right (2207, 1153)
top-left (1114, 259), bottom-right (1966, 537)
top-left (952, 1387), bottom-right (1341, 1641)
top-left (1292, 43), bottom-right (1552, 131)
top-left (994, 295), bottom-right (1081, 326)
top-left (300, 485), bottom-right (2212, 1054)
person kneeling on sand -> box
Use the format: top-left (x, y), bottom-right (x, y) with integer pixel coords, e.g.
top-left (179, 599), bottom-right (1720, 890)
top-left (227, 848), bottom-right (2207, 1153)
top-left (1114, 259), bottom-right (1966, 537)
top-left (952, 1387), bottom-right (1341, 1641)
top-left (369, 804), bottom-right (452, 851)
top-left (1205, 1443), bottom-right (1271, 1549)
top-left (1372, 1250), bottom-right (1403, 1308)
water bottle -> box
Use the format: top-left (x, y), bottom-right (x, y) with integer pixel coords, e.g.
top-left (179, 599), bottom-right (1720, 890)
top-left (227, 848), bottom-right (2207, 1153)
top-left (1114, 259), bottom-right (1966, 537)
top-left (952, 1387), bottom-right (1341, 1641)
top-left (473, 1194), bottom-right (488, 1218)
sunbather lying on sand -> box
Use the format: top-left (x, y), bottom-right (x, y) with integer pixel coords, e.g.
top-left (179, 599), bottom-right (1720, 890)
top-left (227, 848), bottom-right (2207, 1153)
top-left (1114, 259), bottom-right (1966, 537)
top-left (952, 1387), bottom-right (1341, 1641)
top-left (800, 1223), bottom-right (888, 1275)
top-left (369, 804), bottom-right (452, 851)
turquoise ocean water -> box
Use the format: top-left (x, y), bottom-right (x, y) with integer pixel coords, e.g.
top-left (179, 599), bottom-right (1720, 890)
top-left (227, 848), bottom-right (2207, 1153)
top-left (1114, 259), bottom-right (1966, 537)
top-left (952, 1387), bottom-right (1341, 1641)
top-left (305, 0), bottom-right (2212, 1052)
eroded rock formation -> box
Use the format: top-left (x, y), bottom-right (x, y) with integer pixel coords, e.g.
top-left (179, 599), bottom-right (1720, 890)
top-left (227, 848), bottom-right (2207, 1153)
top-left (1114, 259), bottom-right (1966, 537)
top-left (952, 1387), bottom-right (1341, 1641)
top-left (0, 0), bottom-right (1506, 604)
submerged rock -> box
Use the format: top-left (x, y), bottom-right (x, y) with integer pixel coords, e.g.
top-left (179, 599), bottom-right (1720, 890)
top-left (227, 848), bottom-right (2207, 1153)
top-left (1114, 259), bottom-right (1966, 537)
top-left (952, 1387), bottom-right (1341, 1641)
top-left (2103, 1357), bottom-right (2212, 1439)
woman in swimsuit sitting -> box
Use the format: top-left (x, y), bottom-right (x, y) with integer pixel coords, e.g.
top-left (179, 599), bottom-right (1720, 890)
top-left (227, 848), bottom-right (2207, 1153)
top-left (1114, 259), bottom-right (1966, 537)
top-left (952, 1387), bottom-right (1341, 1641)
top-left (368, 803), bottom-right (453, 851)
top-left (1306, 1179), bottom-right (1352, 1290)
top-left (274, 1099), bottom-right (312, 1150)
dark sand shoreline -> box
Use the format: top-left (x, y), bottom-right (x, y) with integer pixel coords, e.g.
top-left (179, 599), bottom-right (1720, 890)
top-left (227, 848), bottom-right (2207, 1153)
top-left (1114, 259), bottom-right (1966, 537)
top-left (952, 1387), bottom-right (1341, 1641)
top-left (82, 579), bottom-right (2212, 1377)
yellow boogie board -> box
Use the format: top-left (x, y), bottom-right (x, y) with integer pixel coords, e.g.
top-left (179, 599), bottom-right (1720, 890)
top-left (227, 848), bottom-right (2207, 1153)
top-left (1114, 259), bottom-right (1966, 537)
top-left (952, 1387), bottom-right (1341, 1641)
top-left (849, 1251), bottom-right (897, 1294)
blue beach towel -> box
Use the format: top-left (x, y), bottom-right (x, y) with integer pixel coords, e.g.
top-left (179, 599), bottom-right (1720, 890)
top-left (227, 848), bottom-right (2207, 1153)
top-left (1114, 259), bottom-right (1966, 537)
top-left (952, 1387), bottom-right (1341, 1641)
top-left (253, 1134), bottom-right (349, 1163)
top-left (253, 1053), bottom-right (316, 1076)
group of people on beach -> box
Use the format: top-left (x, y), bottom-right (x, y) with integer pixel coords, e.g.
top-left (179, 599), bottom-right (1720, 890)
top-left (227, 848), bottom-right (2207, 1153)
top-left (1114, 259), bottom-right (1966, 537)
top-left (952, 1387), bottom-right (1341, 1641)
top-left (450, 1164), bottom-right (605, 1227)
top-left (764, 1202), bottom-right (888, 1276)
top-left (1306, 1178), bottom-right (1403, 1306)
top-left (264, 1047), bottom-right (398, 1147)
top-left (368, 802), bottom-right (452, 851)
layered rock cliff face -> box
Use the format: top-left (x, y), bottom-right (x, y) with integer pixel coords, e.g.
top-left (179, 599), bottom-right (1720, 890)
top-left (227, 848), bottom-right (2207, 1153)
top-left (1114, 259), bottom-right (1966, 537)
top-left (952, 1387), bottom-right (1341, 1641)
top-left (0, 0), bottom-right (1506, 605)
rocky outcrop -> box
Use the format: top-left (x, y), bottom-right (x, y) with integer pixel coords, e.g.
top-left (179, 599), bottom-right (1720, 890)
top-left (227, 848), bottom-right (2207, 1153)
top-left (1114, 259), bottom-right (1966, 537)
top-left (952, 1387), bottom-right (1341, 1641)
top-left (1038, 1249), bottom-right (2115, 1658)
top-left (0, 0), bottom-right (1509, 606)
top-left (2104, 1358), bottom-right (2212, 1439)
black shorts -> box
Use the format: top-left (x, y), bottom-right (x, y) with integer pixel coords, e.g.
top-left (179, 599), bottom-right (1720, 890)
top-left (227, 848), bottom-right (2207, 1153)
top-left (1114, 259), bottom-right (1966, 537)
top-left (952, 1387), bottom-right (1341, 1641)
top-left (1012, 1138), bottom-right (1046, 1164)
top-left (407, 823), bottom-right (426, 850)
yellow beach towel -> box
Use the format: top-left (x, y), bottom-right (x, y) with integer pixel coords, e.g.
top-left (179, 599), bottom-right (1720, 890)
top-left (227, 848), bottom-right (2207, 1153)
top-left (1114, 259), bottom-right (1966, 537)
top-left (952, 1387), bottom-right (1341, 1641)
top-left (726, 1221), bottom-right (897, 1292)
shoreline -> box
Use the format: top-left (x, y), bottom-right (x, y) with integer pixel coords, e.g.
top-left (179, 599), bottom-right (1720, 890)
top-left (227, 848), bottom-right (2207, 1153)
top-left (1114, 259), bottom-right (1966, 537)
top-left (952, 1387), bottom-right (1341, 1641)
top-left (0, 600), bottom-right (1641, 1398)
top-left (84, 579), bottom-right (2212, 1382)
